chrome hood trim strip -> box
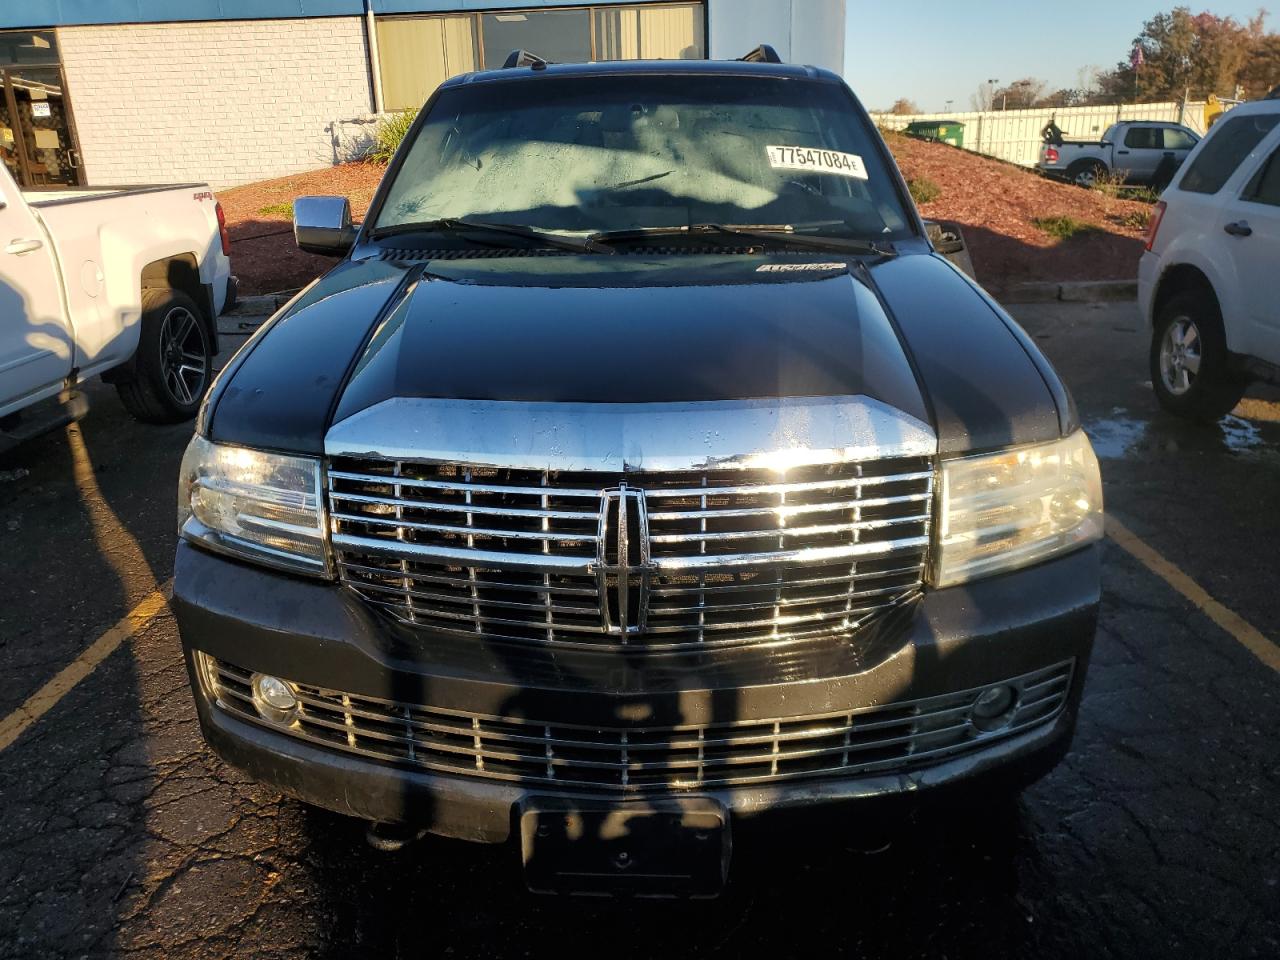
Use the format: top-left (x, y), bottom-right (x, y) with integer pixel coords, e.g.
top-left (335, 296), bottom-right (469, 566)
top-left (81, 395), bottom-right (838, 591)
top-left (324, 395), bottom-right (938, 473)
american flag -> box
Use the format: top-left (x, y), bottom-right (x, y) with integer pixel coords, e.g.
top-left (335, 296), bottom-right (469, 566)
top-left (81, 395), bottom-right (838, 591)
top-left (1130, 45), bottom-right (1145, 70)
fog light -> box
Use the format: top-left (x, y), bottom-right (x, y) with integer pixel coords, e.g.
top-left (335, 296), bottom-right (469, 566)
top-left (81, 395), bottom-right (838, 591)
top-left (252, 673), bottom-right (298, 722)
top-left (971, 685), bottom-right (1017, 731)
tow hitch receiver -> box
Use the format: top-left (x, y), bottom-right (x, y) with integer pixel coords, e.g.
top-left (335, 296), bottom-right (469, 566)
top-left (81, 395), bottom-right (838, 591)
top-left (519, 797), bottom-right (731, 898)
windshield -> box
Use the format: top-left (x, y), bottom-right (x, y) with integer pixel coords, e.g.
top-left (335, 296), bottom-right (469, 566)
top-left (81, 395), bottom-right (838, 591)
top-left (374, 74), bottom-right (913, 241)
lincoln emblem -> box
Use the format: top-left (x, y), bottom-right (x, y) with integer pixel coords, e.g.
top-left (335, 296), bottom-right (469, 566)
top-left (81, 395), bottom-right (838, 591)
top-left (595, 484), bottom-right (654, 636)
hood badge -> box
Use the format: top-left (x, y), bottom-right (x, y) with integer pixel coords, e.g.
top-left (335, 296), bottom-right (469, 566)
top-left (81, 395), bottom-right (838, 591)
top-left (593, 483), bottom-right (655, 637)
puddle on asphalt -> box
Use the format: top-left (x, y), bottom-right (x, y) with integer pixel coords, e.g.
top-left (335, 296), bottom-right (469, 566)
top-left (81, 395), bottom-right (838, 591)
top-left (1085, 407), bottom-right (1275, 460)
top-left (1085, 414), bottom-right (1148, 459)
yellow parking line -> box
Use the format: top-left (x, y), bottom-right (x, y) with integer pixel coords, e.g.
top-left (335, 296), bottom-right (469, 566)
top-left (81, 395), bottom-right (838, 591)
top-left (0, 582), bottom-right (172, 753)
top-left (1107, 515), bottom-right (1280, 674)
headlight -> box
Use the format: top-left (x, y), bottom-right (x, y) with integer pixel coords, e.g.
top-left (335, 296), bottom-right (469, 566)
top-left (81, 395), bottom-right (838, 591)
top-left (177, 435), bottom-right (329, 576)
top-left (935, 431), bottom-right (1102, 587)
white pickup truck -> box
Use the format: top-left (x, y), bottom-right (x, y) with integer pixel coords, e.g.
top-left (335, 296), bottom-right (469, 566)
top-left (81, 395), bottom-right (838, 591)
top-left (0, 162), bottom-right (235, 443)
top-left (1038, 120), bottom-right (1201, 189)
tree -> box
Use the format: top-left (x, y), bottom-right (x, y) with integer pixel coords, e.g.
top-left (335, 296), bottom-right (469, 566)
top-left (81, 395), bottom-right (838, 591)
top-left (888, 98), bottom-right (922, 115)
top-left (1039, 88), bottom-right (1088, 108)
top-left (1240, 33), bottom-right (1280, 99)
top-left (970, 81), bottom-right (998, 111)
top-left (1095, 7), bottom-right (1275, 101)
top-left (992, 77), bottom-right (1049, 109)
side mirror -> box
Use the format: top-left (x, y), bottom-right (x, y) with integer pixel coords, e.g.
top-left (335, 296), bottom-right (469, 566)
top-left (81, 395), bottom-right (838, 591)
top-left (923, 220), bottom-right (976, 281)
top-left (293, 196), bottom-right (358, 256)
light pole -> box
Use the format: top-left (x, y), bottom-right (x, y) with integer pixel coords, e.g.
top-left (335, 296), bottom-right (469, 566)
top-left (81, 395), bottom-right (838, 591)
top-left (987, 78), bottom-right (999, 111)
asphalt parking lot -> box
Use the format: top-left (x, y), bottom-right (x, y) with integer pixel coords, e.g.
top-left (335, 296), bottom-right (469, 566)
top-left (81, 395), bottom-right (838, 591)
top-left (0, 300), bottom-right (1277, 959)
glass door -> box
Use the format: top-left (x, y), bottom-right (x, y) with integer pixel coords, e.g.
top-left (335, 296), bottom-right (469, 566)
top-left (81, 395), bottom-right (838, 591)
top-left (2, 66), bottom-right (82, 188)
top-left (0, 85), bottom-right (21, 185)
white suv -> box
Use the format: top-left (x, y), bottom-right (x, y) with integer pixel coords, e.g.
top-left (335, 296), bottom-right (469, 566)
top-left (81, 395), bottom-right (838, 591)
top-left (1139, 96), bottom-right (1280, 420)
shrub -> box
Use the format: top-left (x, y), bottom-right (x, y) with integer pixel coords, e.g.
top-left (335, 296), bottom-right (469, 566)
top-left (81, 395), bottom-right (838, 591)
top-left (368, 109), bottom-right (419, 165)
top-left (907, 176), bottom-right (942, 205)
top-left (1032, 215), bottom-right (1099, 241)
top-left (1114, 208), bottom-right (1153, 231)
top-left (1088, 167), bottom-right (1127, 198)
top-left (257, 202), bottom-right (293, 221)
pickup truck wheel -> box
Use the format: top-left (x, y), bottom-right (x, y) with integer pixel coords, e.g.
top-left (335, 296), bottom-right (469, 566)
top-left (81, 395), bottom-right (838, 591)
top-left (1149, 290), bottom-right (1246, 421)
top-left (1067, 160), bottom-right (1105, 188)
top-left (116, 288), bottom-right (212, 424)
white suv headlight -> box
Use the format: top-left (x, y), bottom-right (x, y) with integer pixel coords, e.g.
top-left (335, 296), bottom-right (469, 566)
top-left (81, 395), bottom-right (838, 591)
top-left (177, 435), bottom-right (329, 576)
top-left (935, 431), bottom-right (1103, 587)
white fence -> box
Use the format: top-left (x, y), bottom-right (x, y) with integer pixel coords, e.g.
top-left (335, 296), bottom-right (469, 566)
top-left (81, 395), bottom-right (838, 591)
top-left (871, 101), bottom-right (1210, 168)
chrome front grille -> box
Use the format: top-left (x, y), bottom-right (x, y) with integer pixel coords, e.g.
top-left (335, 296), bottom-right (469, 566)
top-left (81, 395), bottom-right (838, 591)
top-left (328, 457), bottom-right (933, 649)
top-left (205, 657), bottom-right (1074, 792)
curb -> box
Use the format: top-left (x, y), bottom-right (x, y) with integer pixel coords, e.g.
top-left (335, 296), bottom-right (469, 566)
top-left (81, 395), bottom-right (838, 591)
top-left (225, 289), bottom-right (302, 316)
top-left (218, 289), bottom-right (303, 335)
top-left (996, 280), bottom-right (1138, 304)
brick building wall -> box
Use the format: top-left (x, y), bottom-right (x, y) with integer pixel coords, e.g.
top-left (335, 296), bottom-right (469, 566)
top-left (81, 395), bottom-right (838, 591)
top-left (57, 17), bottom-right (374, 188)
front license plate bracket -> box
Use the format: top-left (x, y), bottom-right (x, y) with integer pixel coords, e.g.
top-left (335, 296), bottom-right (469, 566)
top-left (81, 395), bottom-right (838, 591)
top-left (519, 796), bottom-right (731, 898)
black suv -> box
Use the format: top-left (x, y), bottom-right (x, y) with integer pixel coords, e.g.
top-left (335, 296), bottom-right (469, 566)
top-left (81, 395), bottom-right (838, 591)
top-left (174, 50), bottom-right (1102, 896)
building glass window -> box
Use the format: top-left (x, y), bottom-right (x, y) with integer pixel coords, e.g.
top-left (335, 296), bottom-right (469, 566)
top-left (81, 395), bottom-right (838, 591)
top-left (377, 15), bottom-right (477, 113)
top-left (376, 4), bottom-right (706, 113)
top-left (481, 10), bottom-right (592, 68)
top-left (0, 31), bottom-right (60, 68)
top-left (0, 31), bottom-right (82, 188)
top-left (595, 3), bottom-right (705, 61)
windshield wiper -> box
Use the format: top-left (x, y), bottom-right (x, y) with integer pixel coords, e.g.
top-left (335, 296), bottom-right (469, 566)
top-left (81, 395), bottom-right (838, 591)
top-left (590, 223), bottom-right (896, 257)
top-left (372, 218), bottom-right (614, 254)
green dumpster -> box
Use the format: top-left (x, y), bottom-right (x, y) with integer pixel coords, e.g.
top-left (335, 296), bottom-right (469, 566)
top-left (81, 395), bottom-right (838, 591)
top-left (903, 120), bottom-right (965, 148)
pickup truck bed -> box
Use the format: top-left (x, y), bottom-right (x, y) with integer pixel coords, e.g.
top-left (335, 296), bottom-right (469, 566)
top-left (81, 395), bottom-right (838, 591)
top-left (1, 165), bottom-right (235, 434)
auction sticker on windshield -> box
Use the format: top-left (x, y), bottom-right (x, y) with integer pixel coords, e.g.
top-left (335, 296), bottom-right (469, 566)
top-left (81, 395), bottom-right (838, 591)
top-left (766, 146), bottom-right (868, 179)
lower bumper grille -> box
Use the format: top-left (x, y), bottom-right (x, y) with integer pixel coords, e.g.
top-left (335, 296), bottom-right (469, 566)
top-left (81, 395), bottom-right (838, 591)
top-left (202, 657), bottom-right (1073, 793)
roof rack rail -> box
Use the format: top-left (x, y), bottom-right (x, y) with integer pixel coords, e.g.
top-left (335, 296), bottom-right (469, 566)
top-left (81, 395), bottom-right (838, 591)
top-left (738, 44), bottom-right (782, 64)
top-left (503, 49), bottom-right (550, 70)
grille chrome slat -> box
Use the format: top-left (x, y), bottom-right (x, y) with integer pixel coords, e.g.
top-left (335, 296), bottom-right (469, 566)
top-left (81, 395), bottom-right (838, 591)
top-left (338, 560), bottom-right (600, 597)
top-left (646, 583), bottom-right (911, 617)
top-left (646, 492), bottom-right (931, 521)
top-left (207, 658), bottom-right (1074, 793)
top-left (329, 455), bottom-right (933, 649)
top-left (331, 490), bottom-right (600, 521)
top-left (648, 513), bottom-right (929, 544)
top-left (650, 537), bottom-right (930, 572)
top-left (650, 563), bottom-right (921, 593)
top-left (345, 578), bottom-right (599, 617)
top-left (636, 601), bottom-right (905, 634)
top-left (331, 511), bottom-right (600, 544)
top-left (641, 471), bottom-right (935, 499)
top-left (328, 469), bottom-right (602, 499)
top-left (332, 532), bottom-right (597, 574)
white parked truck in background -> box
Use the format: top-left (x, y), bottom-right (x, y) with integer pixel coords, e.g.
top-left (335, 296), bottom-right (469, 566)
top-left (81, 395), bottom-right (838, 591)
top-left (0, 162), bottom-right (235, 445)
top-left (1039, 120), bottom-right (1201, 189)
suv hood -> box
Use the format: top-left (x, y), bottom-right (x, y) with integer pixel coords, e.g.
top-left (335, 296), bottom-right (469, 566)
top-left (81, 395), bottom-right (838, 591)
top-left (333, 255), bottom-right (928, 421)
top-left (207, 253), bottom-right (1067, 457)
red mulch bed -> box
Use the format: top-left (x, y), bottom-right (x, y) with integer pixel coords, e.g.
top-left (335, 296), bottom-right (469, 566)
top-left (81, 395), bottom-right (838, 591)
top-left (219, 139), bottom-right (1151, 295)
top-left (219, 163), bottom-right (383, 295)
top-left (887, 131), bottom-right (1151, 288)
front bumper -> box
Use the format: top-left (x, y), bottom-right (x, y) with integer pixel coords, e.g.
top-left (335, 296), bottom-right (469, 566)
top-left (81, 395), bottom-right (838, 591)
top-left (173, 541), bottom-right (1099, 843)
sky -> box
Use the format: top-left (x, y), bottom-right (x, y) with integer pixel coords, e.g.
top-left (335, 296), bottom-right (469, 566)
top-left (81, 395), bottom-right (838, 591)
top-left (843, 0), bottom-right (1271, 112)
